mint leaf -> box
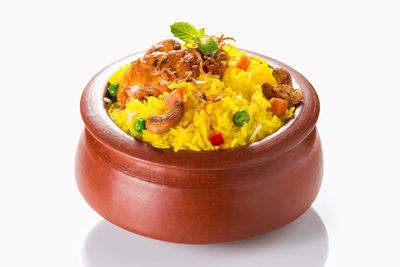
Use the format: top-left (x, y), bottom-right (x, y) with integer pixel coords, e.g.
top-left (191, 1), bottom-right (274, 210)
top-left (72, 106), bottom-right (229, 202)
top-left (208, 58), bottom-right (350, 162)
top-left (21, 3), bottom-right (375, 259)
top-left (170, 23), bottom-right (219, 55)
top-left (198, 28), bottom-right (205, 38)
top-left (198, 37), bottom-right (219, 55)
top-left (170, 22), bottom-right (201, 43)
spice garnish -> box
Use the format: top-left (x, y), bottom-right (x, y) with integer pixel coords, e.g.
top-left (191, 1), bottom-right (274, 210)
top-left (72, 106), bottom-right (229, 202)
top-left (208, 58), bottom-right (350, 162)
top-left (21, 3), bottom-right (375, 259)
top-left (170, 22), bottom-right (219, 55)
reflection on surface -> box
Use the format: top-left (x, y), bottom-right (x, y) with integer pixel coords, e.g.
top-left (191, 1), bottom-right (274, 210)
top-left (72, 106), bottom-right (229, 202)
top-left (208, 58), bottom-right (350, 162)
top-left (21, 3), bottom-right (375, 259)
top-left (83, 208), bottom-right (328, 267)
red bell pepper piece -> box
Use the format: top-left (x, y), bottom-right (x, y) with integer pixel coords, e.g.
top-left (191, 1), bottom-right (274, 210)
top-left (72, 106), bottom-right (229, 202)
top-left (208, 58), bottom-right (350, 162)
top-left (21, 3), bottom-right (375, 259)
top-left (209, 132), bottom-right (224, 146)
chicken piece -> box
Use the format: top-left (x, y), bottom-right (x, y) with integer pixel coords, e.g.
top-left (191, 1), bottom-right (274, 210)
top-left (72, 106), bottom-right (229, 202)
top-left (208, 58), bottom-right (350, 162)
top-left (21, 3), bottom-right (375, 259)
top-left (117, 48), bottom-right (201, 107)
top-left (145, 39), bottom-right (181, 55)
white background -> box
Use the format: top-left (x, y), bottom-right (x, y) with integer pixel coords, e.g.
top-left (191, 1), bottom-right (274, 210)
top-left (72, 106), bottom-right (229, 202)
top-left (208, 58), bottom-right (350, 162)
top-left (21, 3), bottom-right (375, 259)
top-left (1, 0), bottom-right (399, 266)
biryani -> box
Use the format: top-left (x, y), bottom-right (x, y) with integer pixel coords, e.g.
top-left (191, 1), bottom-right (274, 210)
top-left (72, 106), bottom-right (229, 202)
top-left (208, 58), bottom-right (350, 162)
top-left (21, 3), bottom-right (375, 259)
top-left (106, 23), bottom-right (303, 151)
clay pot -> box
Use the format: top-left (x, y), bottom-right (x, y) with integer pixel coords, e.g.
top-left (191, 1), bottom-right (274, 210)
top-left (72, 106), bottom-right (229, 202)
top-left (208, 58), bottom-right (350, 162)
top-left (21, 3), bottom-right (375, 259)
top-left (76, 50), bottom-right (322, 244)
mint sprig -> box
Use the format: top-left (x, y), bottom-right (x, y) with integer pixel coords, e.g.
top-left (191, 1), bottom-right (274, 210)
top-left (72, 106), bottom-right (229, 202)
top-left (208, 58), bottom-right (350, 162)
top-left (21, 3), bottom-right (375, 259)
top-left (170, 22), bottom-right (218, 55)
top-left (170, 22), bottom-right (202, 42)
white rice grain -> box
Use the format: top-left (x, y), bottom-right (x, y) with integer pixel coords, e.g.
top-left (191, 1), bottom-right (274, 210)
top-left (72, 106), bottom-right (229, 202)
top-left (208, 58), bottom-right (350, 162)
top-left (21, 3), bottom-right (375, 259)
top-left (194, 80), bottom-right (207, 84)
top-left (250, 124), bottom-right (262, 141)
top-left (126, 110), bottom-right (137, 123)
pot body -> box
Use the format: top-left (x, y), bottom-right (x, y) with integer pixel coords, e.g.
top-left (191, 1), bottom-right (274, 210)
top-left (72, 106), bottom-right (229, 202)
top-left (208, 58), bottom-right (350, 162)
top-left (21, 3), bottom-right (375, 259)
top-left (75, 126), bottom-right (323, 244)
top-left (76, 50), bottom-right (322, 244)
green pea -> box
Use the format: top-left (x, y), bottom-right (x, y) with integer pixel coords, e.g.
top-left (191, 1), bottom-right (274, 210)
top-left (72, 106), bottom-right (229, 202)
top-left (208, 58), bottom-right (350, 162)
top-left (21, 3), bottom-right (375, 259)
top-left (108, 83), bottom-right (119, 98)
top-left (233, 110), bottom-right (250, 126)
top-left (134, 118), bottom-right (146, 133)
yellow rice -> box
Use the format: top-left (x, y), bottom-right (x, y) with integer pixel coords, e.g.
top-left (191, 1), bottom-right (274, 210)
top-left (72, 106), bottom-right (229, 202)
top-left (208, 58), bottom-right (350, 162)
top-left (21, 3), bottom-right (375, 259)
top-left (107, 44), bottom-right (295, 151)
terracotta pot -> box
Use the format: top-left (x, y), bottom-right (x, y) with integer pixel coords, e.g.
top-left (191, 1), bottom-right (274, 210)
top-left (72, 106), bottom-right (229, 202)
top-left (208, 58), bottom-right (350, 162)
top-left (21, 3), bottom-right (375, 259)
top-left (76, 50), bottom-right (322, 244)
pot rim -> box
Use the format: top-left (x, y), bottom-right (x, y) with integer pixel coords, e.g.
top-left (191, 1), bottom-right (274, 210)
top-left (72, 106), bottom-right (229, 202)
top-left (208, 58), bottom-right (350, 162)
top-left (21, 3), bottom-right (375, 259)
top-left (80, 49), bottom-right (320, 169)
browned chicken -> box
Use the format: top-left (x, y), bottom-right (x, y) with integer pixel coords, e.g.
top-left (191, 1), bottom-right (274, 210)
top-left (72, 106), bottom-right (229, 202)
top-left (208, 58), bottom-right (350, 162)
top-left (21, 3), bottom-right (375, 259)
top-left (117, 38), bottom-right (230, 108)
top-left (117, 48), bottom-right (201, 107)
top-left (144, 39), bottom-right (181, 55)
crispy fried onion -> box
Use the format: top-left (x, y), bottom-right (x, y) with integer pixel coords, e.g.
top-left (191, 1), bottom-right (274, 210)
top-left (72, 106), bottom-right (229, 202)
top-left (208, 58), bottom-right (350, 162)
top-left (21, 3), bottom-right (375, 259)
top-left (186, 34), bottom-right (233, 78)
top-left (184, 90), bottom-right (227, 129)
top-left (183, 107), bottom-right (213, 130)
top-left (160, 68), bottom-right (177, 80)
top-left (155, 34), bottom-right (234, 86)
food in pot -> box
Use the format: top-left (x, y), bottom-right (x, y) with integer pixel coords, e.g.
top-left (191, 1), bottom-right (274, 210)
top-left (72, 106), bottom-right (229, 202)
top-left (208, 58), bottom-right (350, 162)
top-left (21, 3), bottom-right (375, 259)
top-left (106, 22), bottom-right (303, 151)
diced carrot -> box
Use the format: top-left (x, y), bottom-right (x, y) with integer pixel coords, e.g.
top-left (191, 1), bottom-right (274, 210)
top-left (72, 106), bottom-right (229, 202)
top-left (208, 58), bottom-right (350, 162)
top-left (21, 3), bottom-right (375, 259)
top-left (269, 98), bottom-right (289, 117)
top-left (237, 55), bottom-right (251, 71)
top-left (164, 88), bottom-right (183, 109)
